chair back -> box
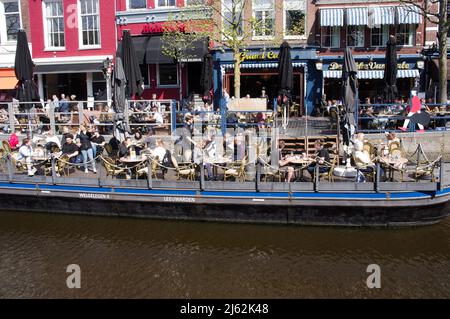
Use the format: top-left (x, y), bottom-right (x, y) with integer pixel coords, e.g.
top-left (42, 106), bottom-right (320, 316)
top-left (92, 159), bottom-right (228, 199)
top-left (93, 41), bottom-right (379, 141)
top-left (362, 142), bottom-right (373, 156)
top-left (329, 108), bottom-right (338, 120)
top-left (102, 156), bottom-right (115, 175)
top-left (2, 140), bottom-right (11, 154)
top-left (57, 154), bottom-right (69, 173)
top-left (389, 141), bottom-right (400, 154)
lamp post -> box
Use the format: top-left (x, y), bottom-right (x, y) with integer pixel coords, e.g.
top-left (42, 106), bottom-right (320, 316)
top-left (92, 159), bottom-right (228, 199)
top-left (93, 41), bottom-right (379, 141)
top-left (103, 57), bottom-right (113, 108)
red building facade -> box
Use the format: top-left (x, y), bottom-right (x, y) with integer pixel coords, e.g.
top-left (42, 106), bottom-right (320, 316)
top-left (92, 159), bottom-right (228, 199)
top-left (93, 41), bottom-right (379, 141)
top-left (29, 0), bottom-right (117, 100)
top-left (115, 0), bottom-right (211, 101)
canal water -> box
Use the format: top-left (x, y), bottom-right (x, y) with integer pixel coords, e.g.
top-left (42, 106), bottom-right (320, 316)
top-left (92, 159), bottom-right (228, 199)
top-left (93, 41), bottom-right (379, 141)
top-left (0, 211), bottom-right (449, 298)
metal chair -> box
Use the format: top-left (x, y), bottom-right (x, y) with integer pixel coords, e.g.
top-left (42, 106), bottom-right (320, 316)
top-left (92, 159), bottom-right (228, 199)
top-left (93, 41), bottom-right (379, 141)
top-left (224, 156), bottom-right (247, 182)
top-left (171, 156), bottom-right (196, 181)
top-left (318, 155), bottom-right (337, 182)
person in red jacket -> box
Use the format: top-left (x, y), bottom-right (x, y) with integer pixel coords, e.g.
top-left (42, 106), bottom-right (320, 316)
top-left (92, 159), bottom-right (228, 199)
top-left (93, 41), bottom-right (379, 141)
top-left (399, 91), bottom-right (424, 132)
top-left (8, 129), bottom-right (20, 150)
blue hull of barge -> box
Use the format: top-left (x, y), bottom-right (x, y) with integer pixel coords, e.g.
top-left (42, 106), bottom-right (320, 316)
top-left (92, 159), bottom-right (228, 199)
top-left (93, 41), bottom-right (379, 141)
top-left (0, 182), bottom-right (449, 227)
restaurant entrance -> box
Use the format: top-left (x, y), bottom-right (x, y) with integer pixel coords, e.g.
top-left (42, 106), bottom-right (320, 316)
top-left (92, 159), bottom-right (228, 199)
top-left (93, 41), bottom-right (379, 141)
top-left (225, 69), bottom-right (304, 112)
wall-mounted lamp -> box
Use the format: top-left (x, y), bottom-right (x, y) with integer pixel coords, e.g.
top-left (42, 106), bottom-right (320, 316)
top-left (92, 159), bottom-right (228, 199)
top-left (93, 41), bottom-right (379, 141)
top-left (417, 60), bottom-right (425, 70)
top-left (315, 58), bottom-right (323, 71)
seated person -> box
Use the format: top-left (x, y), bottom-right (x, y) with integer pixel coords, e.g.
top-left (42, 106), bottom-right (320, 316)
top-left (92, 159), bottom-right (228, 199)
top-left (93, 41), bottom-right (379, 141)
top-left (118, 137), bottom-right (132, 159)
top-left (90, 129), bottom-right (106, 157)
top-left (44, 130), bottom-right (61, 149)
top-left (60, 134), bottom-right (80, 163)
top-left (131, 131), bottom-right (145, 155)
top-left (307, 140), bottom-right (330, 179)
top-left (150, 139), bottom-right (167, 162)
top-left (9, 129), bottom-right (20, 150)
top-left (277, 140), bottom-right (295, 183)
top-left (353, 133), bottom-right (375, 168)
top-left (148, 106), bottom-right (164, 125)
top-left (17, 138), bottom-right (36, 176)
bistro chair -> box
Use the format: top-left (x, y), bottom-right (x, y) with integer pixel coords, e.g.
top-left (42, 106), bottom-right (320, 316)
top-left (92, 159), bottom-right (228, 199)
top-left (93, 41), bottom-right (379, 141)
top-left (10, 151), bottom-right (27, 174)
top-left (329, 108), bottom-right (339, 131)
top-left (388, 141), bottom-right (401, 154)
top-left (224, 156), bottom-right (247, 182)
top-left (171, 156), bottom-right (196, 181)
top-left (414, 156), bottom-right (441, 182)
top-left (2, 140), bottom-right (11, 154)
top-left (136, 157), bottom-right (159, 180)
top-left (102, 156), bottom-right (127, 179)
top-left (44, 155), bottom-right (70, 177)
top-left (318, 155), bottom-right (337, 182)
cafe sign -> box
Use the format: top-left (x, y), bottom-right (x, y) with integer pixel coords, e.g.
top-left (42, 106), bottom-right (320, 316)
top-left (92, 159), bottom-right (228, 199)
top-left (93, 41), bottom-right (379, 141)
top-left (328, 61), bottom-right (410, 71)
top-left (239, 51), bottom-right (279, 61)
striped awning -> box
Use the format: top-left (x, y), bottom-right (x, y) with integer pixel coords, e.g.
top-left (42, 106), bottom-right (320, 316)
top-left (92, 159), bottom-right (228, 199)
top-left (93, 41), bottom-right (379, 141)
top-left (369, 6), bottom-right (395, 26)
top-left (223, 62), bottom-right (306, 69)
top-left (323, 69), bottom-right (420, 79)
top-left (397, 6), bottom-right (422, 24)
top-left (320, 8), bottom-right (344, 27)
top-left (397, 69), bottom-right (420, 78)
top-left (346, 7), bottom-right (368, 26)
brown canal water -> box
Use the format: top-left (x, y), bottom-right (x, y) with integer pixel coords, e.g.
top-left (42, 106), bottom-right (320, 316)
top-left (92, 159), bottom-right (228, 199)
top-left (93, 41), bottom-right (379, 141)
top-left (0, 211), bottom-right (449, 298)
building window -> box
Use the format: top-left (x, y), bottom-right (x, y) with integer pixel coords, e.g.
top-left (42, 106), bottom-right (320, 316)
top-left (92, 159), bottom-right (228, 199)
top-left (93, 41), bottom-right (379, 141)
top-left (0, 0), bottom-right (21, 43)
top-left (127, 0), bottom-right (146, 9)
top-left (43, 0), bottom-right (65, 49)
top-left (222, 0), bottom-right (243, 37)
top-left (157, 0), bottom-right (175, 7)
top-left (253, 0), bottom-right (274, 38)
top-left (140, 64), bottom-right (149, 87)
top-left (79, 0), bottom-right (100, 48)
top-left (347, 25), bottom-right (364, 47)
top-left (284, 0), bottom-right (305, 38)
top-left (321, 26), bottom-right (340, 48)
top-left (158, 64), bottom-right (178, 87)
top-left (396, 24), bottom-right (416, 46)
top-left (371, 25), bottom-right (389, 47)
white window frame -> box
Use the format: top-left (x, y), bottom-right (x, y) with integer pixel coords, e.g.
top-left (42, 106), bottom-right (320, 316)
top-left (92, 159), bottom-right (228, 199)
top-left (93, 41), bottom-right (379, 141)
top-left (126, 0), bottom-right (147, 10)
top-left (78, 0), bottom-right (101, 50)
top-left (156, 63), bottom-right (179, 88)
top-left (42, 0), bottom-right (65, 51)
top-left (346, 25), bottom-right (365, 48)
top-left (155, 0), bottom-right (176, 8)
top-left (0, 0), bottom-right (22, 44)
top-left (283, 0), bottom-right (306, 40)
top-left (141, 64), bottom-right (150, 88)
top-left (370, 25), bottom-right (389, 47)
top-left (321, 26), bottom-right (340, 49)
top-left (222, 0), bottom-right (244, 40)
top-left (396, 24), bottom-right (416, 47)
top-left (252, 0), bottom-right (275, 41)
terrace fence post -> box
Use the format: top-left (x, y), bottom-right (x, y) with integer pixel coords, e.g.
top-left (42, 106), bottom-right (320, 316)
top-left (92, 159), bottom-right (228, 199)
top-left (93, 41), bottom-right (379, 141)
top-left (375, 162), bottom-right (381, 193)
top-left (148, 159), bottom-right (152, 189)
top-left (200, 160), bottom-right (204, 191)
top-left (255, 159), bottom-right (260, 192)
top-left (8, 102), bottom-right (15, 134)
top-left (439, 156), bottom-right (444, 191)
top-left (7, 154), bottom-right (13, 183)
top-left (314, 164), bottom-right (319, 192)
top-left (51, 156), bottom-right (56, 185)
top-left (171, 100), bottom-right (177, 134)
top-left (49, 101), bottom-right (56, 134)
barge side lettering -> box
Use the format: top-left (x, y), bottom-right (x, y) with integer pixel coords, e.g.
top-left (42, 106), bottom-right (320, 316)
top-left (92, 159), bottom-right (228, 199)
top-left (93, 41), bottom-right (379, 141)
top-left (164, 196), bottom-right (196, 203)
top-left (79, 193), bottom-right (110, 200)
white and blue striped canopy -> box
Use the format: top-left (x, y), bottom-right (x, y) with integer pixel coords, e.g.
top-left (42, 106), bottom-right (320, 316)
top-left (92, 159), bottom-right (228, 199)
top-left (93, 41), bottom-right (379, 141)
top-left (346, 7), bottom-right (368, 26)
top-left (323, 69), bottom-right (419, 79)
top-left (369, 6), bottom-right (395, 26)
top-left (320, 8), bottom-right (344, 27)
top-left (397, 6), bottom-right (422, 24)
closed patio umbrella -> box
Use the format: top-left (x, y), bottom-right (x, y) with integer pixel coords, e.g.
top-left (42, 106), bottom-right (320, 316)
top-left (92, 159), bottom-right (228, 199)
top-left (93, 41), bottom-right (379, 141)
top-left (200, 53), bottom-right (213, 105)
top-left (14, 30), bottom-right (39, 110)
top-left (119, 30), bottom-right (143, 99)
top-left (341, 47), bottom-right (358, 149)
top-left (277, 41), bottom-right (293, 129)
top-left (383, 35), bottom-right (398, 103)
top-left (113, 56), bottom-right (126, 114)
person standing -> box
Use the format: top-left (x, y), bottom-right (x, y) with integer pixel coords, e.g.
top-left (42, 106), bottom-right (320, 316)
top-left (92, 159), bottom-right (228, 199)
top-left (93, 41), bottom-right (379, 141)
top-left (399, 91), bottom-right (424, 132)
top-left (76, 125), bottom-right (96, 173)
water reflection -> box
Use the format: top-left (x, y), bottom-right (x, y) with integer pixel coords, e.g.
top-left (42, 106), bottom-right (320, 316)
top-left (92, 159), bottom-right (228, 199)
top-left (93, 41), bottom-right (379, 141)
top-left (0, 211), bottom-right (449, 298)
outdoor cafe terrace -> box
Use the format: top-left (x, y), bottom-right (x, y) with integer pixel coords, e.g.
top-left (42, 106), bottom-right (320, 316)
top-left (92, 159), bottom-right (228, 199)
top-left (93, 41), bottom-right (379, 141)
top-left (0, 99), bottom-right (448, 192)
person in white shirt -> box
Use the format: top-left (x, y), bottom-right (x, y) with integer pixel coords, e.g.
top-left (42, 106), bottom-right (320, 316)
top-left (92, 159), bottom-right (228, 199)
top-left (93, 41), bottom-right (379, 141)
top-left (149, 106), bottom-right (164, 124)
top-left (151, 139), bottom-right (167, 162)
top-left (44, 130), bottom-right (61, 149)
top-left (18, 138), bottom-right (37, 176)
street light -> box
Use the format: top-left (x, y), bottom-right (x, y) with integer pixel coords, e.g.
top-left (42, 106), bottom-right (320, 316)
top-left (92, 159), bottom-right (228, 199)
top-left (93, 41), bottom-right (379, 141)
top-left (103, 57), bottom-right (113, 108)
top-left (315, 58), bottom-right (323, 71)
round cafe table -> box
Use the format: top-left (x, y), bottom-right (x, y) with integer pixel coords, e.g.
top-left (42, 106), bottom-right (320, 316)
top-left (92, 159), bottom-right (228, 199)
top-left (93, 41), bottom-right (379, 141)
top-left (119, 155), bottom-right (148, 178)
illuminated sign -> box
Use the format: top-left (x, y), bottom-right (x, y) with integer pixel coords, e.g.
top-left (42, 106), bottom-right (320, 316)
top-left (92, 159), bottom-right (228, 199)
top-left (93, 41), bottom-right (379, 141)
top-left (239, 51), bottom-right (279, 61)
top-left (328, 61), bottom-right (410, 70)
